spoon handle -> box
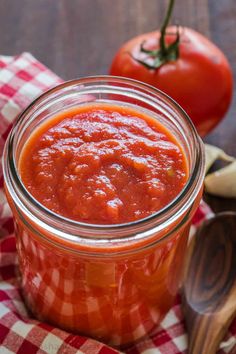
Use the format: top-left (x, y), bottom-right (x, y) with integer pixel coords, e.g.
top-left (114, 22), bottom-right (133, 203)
top-left (182, 213), bottom-right (236, 354)
top-left (186, 304), bottom-right (236, 354)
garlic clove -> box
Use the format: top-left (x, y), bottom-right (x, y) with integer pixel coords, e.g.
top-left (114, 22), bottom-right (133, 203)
top-left (204, 160), bottom-right (236, 197)
top-left (205, 144), bottom-right (235, 174)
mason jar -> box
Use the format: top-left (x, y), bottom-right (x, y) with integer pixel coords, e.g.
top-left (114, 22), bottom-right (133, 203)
top-left (3, 77), bottom-right (205, 347)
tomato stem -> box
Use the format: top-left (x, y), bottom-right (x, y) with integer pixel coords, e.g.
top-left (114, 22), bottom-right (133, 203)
top-left (159, 0), bottom-right (175, 55)
top-left (135, 0), bottom-right (180, 70)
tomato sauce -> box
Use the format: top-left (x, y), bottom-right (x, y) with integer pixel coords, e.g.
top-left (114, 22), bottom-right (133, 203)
top-left (3, 71), bottom-right (206, 348)
top-left (19, 104), bottom-right (188, 224)
top-left (12, 102), bottom-right (194, 346)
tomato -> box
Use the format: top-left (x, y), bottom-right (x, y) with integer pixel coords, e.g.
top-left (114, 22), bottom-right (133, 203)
top-left (109, 26), bottom-right (233, 137)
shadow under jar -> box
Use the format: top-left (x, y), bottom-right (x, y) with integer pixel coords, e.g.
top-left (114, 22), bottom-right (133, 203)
top-left (3, 76), bottom-right (205, 347)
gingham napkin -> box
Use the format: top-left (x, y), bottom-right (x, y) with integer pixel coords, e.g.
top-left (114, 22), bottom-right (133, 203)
top-left (0, 53), bottom-right (235, 354)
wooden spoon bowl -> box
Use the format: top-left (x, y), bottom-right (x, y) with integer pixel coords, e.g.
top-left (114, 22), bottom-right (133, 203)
top-left (182, 212), bottom-right (236, 354)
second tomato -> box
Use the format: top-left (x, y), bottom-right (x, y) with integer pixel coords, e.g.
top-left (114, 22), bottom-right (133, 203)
top-left (110, 27), bottom-right (233, 137)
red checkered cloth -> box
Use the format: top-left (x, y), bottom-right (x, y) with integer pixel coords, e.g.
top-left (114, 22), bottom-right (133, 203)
top-left (0, 53), bottom-right (235, 354)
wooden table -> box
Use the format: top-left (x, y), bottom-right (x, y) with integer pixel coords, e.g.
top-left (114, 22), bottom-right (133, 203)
top-left (0, 0), bottom-right (235, 213)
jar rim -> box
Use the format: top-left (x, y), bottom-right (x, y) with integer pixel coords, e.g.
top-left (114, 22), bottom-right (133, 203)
top-left (3, 75), bottom-right (205, 247)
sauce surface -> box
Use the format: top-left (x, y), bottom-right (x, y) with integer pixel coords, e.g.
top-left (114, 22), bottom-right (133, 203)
top-left (19, 104), bottom-right (188, 224)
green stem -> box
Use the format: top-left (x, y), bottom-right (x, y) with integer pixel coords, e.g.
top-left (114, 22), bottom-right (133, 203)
top-left (159, 0), bottom-right (175, 55)
top-left (137, 0), bottom-right (180, 70)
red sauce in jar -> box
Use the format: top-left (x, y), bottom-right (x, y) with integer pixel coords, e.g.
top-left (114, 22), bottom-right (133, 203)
top-left (19, 104), bottom-right (188, 224)
top-left (5, 91), bottom-right (203, 347)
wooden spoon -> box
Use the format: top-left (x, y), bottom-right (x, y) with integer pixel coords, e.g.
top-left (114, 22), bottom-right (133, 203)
top-left (182, 212), bottom-right (236, 354)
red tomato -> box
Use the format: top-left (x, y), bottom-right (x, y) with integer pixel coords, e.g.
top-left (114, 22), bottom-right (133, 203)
top-left (110, 27), bottom-right (233, 137)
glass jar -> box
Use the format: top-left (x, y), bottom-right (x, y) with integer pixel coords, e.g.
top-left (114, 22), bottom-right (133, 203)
top-left (3, 77), bottom-right (205, 347)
